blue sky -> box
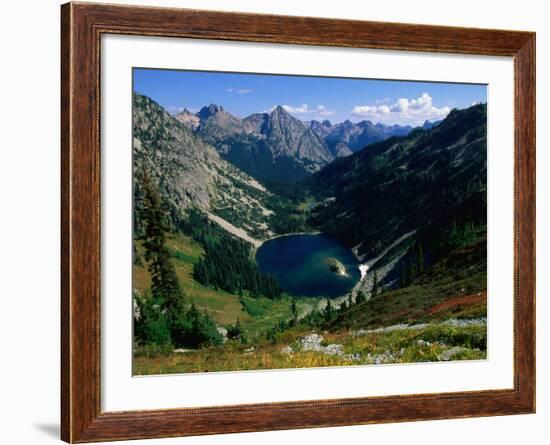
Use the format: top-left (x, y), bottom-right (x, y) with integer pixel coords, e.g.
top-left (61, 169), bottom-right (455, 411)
top-left (133, 68), bottom-right (487, 126)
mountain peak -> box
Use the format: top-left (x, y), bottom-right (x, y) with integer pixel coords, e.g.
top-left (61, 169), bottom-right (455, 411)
top-left (421, 119), bottom-right (443, 130)
top-left (175, 108), bottom-right (200, 130)
top-left (310, 119), bottom-right (332, 128)
top-left (271, 105), bottom-right (288, 115)
top-left (421, 120), bottom-right (433, 130)
top-left (175, 108), bottom-right (195, 117)
top-left (269, 105), bottom-right (296, 124)
top-left (198, 104), bottom-right (225, 120)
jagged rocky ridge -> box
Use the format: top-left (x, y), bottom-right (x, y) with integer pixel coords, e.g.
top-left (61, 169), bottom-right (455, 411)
top-left (194, 104), bottom-right (334, 182)
top-left (308, 119), bottom-right (415, 154)
top-left (133, 93), bottom-right (276, 243)
top-left (172, 102), bottom-right (441, 183)
top-left (175, 108), bottom-right (200, 130)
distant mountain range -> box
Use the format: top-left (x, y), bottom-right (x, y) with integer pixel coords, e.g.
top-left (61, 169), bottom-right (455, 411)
top-left (172, 102), bottom-right (441, 182)
top-left (308, 119), bottom-right (414, 154)
top-left (309, 104), bottom-right (486, 260)
top-left (184, 104), bottom-right (333, 182)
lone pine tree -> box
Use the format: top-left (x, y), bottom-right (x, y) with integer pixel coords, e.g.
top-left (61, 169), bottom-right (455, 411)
top-left (138, 170), bottom-right (186, 317)
top-left (291, 298), bottom-right (298, 326)
top-left (371, 270), bottom-right (379, 297)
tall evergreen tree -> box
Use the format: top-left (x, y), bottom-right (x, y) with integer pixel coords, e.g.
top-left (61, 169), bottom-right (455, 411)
top-left (400, 262), bottom-right (410, 288)
top-left (138, 170), bottom-right (185, 318)
top-left (291, 298), bottom-right (298, 327)
top-left (355, 290), bottom-right (366, 304)
top-left (325, 298), bottom-right (333, 321)
top-left (339, 300), bottom-right (348, 315)
top-left (417, 241), bottom-right (425, 274)
top-left (371, 270), bottom-right (379, 297)
top-left (227, 318), bottom-right (244, 341)
top-left (133, 291), bottom-right (171, 345)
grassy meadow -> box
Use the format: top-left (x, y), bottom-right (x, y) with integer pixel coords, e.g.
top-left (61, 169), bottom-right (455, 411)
top-left (134, 321), bottom-right (486, 375)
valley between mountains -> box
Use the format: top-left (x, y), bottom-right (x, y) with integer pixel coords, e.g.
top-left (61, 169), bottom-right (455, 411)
top-left (132, 92), bottom-right (487, 374)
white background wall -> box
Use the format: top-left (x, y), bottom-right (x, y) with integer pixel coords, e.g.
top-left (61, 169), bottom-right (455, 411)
top-left (0, 1), bottom-right (546, 444)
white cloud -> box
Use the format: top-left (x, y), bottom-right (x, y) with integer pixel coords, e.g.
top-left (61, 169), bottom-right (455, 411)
top-left (352, 105), bottom-right (378, 115)
top-left (352, 93), bottom-right (451, 125)
top-left (316, 105), bottom-right (335, 117)
top-left (409, 92), bottom-right (432, 110)
top-left (390, 98), bottom-right (410, 112)
top-left (283, 103), bottom-right (310, 114)
top-left (226, 88), bottom-right (252, 94)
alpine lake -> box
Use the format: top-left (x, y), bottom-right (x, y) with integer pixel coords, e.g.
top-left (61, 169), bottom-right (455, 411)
top-left (255, 233), bottom-right (361, 298)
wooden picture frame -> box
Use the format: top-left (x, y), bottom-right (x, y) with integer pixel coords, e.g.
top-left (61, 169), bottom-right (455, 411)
top-left (61, 2), bottom-right (535, 442)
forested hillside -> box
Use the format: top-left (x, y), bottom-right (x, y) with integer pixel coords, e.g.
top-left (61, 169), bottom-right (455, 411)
top-left (309, 104), bottom-right (487, 261)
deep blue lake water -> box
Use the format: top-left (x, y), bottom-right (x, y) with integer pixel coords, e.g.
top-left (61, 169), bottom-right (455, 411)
top-left (255, 233), bottom-right (361, 298)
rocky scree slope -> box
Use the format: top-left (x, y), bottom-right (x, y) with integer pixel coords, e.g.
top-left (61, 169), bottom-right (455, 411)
top-left (133, 93), bottom-right (275, 242)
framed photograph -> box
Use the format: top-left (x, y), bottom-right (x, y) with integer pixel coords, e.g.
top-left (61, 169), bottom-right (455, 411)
top-left (61, 2), bottom-right (535, 442)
